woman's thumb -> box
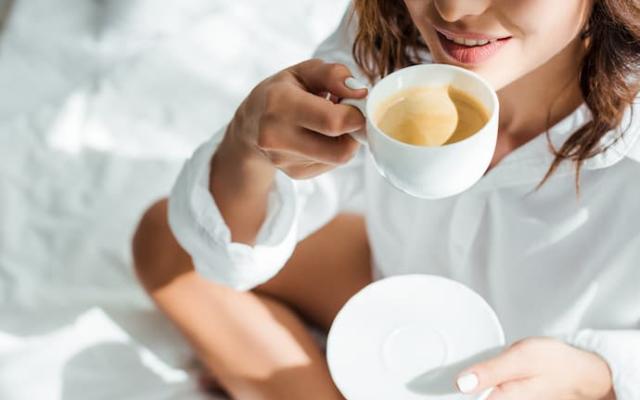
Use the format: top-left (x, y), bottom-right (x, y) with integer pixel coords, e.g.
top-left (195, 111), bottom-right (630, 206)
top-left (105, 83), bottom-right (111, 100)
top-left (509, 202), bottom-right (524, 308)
top-left (456, 346), bottom-right (529, 394)
top-left (290, 59), bottom-right (368, 99)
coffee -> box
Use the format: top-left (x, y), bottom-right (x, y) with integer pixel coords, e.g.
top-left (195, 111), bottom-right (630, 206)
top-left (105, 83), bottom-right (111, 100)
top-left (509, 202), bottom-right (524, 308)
top-left (374, 86), bottom-right (489, 147)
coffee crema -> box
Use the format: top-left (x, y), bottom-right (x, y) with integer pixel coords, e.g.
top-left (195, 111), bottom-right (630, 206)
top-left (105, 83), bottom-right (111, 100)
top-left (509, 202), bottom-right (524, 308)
top-left (374, 85), bottom-right (489, 147)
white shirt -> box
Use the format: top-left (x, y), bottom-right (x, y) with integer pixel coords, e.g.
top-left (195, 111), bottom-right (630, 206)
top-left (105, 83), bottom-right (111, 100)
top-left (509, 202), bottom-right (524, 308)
top-left (168, 9), bottom-right (640, 399)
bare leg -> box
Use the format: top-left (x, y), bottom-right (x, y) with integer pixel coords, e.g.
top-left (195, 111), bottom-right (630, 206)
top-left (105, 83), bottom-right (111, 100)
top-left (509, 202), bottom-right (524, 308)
top-left (132, 199), bottom-right (371, 400)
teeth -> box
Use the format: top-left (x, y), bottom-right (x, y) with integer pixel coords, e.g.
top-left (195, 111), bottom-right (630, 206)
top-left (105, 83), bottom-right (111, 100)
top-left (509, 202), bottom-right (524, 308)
top-left (449, 36), bottom-right (491, 47)
top-left (452, 37), bottom-right (466, 45)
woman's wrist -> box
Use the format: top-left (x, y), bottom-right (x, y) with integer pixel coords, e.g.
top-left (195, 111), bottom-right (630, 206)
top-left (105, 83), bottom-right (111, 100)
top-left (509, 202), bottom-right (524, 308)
top-left (212, 118), bottom-right (276, 194)
top-left (209, 118), bottom-right (277, 245)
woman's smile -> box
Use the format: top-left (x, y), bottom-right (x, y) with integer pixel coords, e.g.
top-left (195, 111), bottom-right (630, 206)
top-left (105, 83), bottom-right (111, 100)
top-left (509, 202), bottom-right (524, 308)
top-left (434, 28), bottom-right (512, 65)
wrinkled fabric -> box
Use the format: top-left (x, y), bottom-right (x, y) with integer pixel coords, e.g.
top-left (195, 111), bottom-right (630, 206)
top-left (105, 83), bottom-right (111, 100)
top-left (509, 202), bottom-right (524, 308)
top-left (0, 0), bottom-right (350, 399)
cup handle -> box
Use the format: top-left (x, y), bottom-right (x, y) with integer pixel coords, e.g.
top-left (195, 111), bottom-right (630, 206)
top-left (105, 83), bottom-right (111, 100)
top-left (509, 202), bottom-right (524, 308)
top-left (340, 97), bottom-right (368, 146)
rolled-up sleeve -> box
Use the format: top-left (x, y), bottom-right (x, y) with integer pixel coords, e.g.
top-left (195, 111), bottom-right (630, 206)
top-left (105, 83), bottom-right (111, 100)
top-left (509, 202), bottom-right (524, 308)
top-left (565, 329), bottom-right (640, 400)
top-left (167, 5), bottom-right (366, 290)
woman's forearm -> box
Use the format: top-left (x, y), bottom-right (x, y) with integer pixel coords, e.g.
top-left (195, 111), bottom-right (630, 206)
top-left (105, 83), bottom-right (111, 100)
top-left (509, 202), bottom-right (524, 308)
top-left (209, 122), bottom-right (276, 246)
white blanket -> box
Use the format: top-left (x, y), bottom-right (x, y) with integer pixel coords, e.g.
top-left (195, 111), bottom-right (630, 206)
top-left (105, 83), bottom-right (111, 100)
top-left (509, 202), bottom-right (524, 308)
top-left (0, 0), bottom-right (348, 398)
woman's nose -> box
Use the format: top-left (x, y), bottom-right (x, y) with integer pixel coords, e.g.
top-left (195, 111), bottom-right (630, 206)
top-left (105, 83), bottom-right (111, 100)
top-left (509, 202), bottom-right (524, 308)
top-left (433, 0), bottom-right (492, 22)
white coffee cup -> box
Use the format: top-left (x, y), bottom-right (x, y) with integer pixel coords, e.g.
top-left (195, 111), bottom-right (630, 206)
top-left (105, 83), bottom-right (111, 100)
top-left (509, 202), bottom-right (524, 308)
top-left (342, 64), bottom-right (499, 199)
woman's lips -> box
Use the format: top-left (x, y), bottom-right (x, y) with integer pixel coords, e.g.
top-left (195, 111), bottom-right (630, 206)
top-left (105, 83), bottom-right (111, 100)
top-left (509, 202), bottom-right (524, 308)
top-left (436, 31), bottom-right (511, 65)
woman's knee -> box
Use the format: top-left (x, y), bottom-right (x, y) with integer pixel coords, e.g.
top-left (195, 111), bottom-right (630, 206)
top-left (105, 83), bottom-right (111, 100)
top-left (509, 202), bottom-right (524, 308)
top-left (132, 198), bottom-right (193, 292)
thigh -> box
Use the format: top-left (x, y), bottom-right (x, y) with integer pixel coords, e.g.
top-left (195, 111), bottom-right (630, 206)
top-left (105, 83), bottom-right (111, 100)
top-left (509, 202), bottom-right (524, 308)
top-left (134, 200), bottom-right (346, 399)
top-left (255, 213), bottom-right (373, 332)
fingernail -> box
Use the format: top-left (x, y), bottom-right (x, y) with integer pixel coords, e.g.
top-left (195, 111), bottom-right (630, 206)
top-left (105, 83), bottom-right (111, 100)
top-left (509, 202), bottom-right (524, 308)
top-left (345, 77), bottom-right (368, 90)
top-left (457, 373), bottom-right (479, 393)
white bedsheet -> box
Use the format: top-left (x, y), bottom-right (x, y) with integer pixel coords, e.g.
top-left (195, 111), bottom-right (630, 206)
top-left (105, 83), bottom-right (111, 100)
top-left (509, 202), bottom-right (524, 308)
top-left (0, 1), bottom-right (348, 398)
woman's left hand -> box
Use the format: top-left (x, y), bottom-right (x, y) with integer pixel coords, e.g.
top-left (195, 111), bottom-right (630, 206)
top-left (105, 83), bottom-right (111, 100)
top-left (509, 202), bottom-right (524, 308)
top-left (456, 337), bottom-right (615, 400)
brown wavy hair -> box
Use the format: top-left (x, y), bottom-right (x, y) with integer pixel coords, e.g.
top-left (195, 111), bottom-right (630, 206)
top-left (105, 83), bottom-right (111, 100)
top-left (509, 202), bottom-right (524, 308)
top-left (351, 0), bottom-right (640, 189)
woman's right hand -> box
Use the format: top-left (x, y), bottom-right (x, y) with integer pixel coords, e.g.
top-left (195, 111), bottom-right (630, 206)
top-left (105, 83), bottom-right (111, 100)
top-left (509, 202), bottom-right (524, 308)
top-left (223, 58), bottom-right (368, 179)
top-left (210, 59), bottom-right (368, 245)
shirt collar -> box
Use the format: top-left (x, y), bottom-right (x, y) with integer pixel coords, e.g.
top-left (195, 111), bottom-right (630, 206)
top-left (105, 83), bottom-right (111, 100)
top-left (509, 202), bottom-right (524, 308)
top-left (554, 100), bottom-right (640, 170)
top-left (470, 98), bottom-right (640, 191)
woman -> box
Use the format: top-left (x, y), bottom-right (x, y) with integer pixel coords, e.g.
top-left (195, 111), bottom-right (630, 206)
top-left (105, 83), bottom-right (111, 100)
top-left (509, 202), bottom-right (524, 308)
top-left (133, 0), bottom-right (640, 399)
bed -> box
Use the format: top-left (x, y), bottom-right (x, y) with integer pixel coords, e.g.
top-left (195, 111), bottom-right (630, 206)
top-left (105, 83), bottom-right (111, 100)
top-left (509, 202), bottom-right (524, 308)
top-left (0, 0), bottom-right (348, 398)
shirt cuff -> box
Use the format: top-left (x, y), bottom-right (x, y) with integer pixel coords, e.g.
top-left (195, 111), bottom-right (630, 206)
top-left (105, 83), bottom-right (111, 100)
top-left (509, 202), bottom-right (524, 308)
top-left (563, 329), bottom-right (640, 400)
top-left (168, 125), bottom-right (300, 290)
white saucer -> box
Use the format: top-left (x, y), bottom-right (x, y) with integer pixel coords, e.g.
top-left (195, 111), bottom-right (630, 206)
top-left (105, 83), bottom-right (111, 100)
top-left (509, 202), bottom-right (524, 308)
top-left (327, 274), bottom-right (505, 400)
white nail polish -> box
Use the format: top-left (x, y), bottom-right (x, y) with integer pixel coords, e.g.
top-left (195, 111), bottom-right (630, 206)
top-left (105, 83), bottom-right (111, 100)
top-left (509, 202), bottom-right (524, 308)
top-left (457, 373), bottom-right (479, 393)
top-left (345, 77), bottom-right (368, 90)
